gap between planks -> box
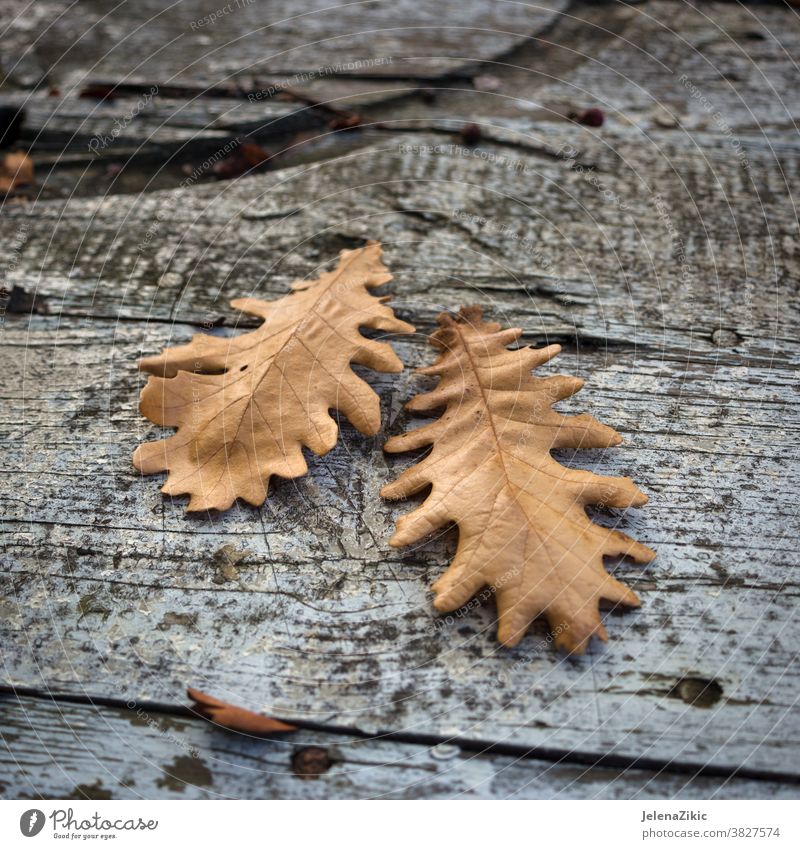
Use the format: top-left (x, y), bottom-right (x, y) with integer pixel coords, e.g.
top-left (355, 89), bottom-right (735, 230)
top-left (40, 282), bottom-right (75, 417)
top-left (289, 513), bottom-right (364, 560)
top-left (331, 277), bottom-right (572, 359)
top-left (2, 686), bottom-right (798, 787)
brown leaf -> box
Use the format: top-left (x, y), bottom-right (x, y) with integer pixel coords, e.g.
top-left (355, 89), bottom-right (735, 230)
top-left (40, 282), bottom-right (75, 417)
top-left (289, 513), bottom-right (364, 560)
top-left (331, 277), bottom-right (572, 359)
top-left (577, 107), bottom-right (605, 127)
top-left (211, 142), bottom-right (270, 178)
top-left (134, 242), bottom-right (413, 511)
top-left (187, 688), bottom-right (297, 734)
top-left (459, 122), bottom-right (482, 146)
top-left (327, 113), bottom-right (362, 131)
top-left (381, 307), bottom-right (655, 654)
top-left (0, 151), bottom-right (33, 193)
top-left (79, 84), bottom-right (119, 101)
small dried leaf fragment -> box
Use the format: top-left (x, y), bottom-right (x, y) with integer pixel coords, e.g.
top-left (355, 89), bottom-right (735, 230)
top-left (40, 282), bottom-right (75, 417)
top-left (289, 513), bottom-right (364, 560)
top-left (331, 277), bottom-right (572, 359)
top-left (381, 307), bottom-right (655, 654)
top-left (0, 151), bottom-right (33, 193)
top-left (134, 242), bottom-right (413, 511)
top-left (187, 688), bottom-right (297, 734)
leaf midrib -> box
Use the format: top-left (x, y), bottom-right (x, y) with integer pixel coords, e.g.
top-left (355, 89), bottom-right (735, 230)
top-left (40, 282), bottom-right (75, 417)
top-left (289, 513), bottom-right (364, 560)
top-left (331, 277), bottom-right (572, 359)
top-left (225, 248), bottom-right (369, 448)
top-left (451, 321), bottom-right (558, 586)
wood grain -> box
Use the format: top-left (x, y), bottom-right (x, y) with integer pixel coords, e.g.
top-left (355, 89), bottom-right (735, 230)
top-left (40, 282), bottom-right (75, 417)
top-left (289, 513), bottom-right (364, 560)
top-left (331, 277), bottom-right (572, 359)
top-left (3, 695), bottom-right (796, 799)
top-left (0, 0), bottom-right (568, 88)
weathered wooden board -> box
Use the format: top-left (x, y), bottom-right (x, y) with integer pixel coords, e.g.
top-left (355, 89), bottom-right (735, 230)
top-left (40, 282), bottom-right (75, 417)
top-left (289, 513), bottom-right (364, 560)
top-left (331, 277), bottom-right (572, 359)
top-left (0, 0), bottom-right (567, 89)
top-left (1, 118), bottom-right (799, 779)
top-left (534, 0), bottom-right (800, 134)
top-left (11, 90), bottom-right (304, 150)
top-left (376, 0), bottom-right (800, 133)
top-left (2, 695), bottom-right (795, 800)
top-left (4, 124), bottom-right (798, 347)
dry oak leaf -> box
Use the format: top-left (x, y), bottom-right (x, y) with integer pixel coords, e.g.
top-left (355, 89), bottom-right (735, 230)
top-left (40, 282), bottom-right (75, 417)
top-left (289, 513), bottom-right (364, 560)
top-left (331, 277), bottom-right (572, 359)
top-left (134, 242), bottom-right (413, 511)
top-left (187, 687), bottom-right (297, 734)
top-left (381, 307), bottom-right (655, 654)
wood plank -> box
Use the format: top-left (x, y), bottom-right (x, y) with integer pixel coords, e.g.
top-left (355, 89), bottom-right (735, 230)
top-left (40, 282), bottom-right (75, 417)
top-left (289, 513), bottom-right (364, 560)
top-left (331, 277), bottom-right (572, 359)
top-left (1, 310), bottom-right (797, 775)
top-left (12, 90), bottom-right (306, 152)
top-left (371, 0), bottom-right (800, 134)
top-left (2, 695), bottom-right (795, 799)
top-left (534, 0), bottom-right (800, 134)
top-left (1, 0), bottom-right (799, 788)
top-left (3, 126), bottom-right (797, 354)
top-left (0, 0), bottom-right (568, 89)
